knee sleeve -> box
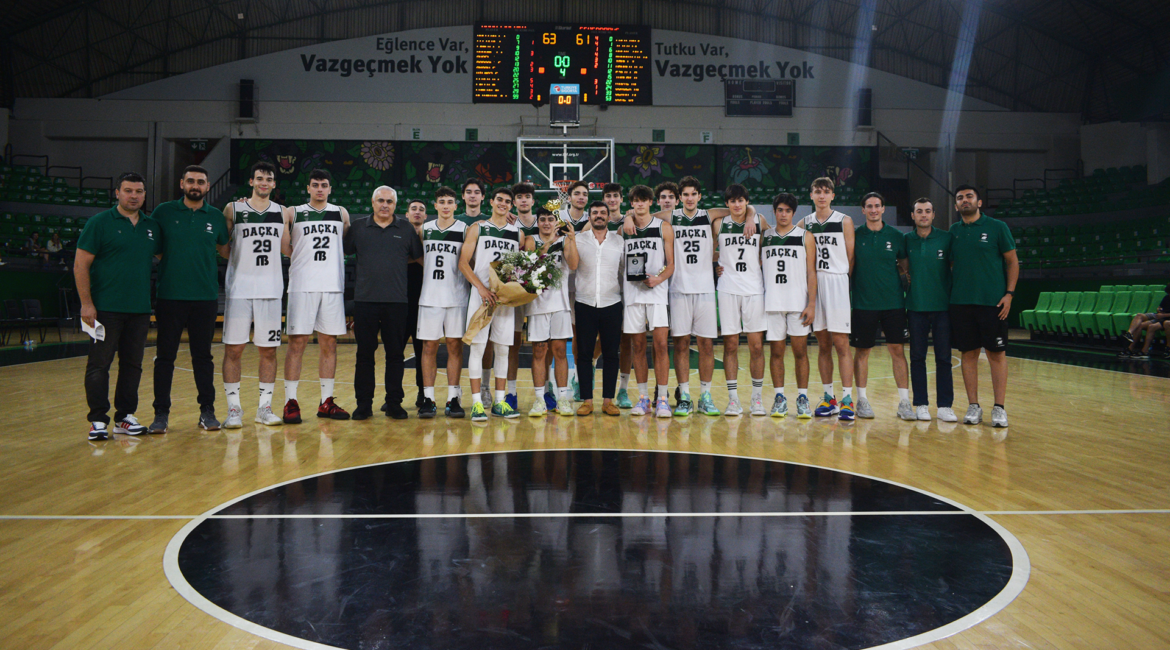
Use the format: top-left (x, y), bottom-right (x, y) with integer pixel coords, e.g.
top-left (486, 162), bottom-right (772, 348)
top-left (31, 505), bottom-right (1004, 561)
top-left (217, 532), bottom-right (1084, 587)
top-left (493, 342), bottom-right (510, 379)
top-left (468, 341), bottom-right (486, 379)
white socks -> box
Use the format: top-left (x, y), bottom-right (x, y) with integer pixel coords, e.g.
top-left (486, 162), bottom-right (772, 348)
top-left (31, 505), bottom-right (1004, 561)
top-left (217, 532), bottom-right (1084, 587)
top-left (284, 380), bottom-right (299, 402)
top-left (320, 378), bottom-right (334, 401)
top-left (258, 382), bottom-right (274, 409)
top-left (727, 379), bottom-right (738, 400)
top-left (424, 387), bottom-right (435, 399)
top-left (657, 385), bottom-right (669, 400)
top-left (774, 387), bottom-right (784, 398)
top-left (224, 382), bottom-right (241, 410)
top-left (700, 380), bottom-right (711, 395)
top-left (858, 387), bottom-right (868, 401)
top-left (751, 378), bottom-right (763, 401)
top-left (898, 388), bottom-right (910, 401)
top-left (637, 382), bottom-right (648, 398)
top-left (823, 383), bottom-right (833, 397)
top-left (507, 380), bottom-right (517, 395)
top-left (620, 373), bottom-right (630, 390)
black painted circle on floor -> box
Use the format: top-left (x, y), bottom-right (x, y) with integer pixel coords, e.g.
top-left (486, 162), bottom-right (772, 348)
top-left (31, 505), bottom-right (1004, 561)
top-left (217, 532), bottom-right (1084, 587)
top-left (169, 450), bottom-right (1027, 650)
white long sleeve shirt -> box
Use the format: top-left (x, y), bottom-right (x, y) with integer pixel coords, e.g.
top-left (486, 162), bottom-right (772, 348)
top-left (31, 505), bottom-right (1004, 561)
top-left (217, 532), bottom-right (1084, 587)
top-left (574, 227), bottom-right (625, 308)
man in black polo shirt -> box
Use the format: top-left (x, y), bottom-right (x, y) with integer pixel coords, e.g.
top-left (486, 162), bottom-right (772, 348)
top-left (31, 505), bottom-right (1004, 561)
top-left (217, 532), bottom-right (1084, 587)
top-left (949, 185), bottom-right (1018, 428)
top-left (149, 165), bottom-right (230, 434)
top-left (343, 186), bottom-right (424, 420)
top-left (74, 172), bottom-right (162, 440)
top-left (404, 199), bottom-right (428, 409)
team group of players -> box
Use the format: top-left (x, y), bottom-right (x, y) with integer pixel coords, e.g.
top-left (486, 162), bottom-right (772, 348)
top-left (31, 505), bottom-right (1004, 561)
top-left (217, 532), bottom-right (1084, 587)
top-left (215, 162), bottom-right (988, 428)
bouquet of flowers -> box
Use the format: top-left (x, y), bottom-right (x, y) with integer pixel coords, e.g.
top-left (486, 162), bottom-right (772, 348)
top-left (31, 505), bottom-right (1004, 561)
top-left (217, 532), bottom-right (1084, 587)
top-left (461, 248), bottom-right (566, 344)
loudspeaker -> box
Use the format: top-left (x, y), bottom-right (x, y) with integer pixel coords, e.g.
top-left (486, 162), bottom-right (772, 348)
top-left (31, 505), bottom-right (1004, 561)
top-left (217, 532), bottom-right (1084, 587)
top-left (857, 88), bottom-right (872, 127)
top-left (238, 79), bottom-right (256, 120)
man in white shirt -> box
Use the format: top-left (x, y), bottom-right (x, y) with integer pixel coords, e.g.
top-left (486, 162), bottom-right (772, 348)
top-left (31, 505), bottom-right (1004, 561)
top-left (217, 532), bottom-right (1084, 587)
top-left (573, 201), bottom-right (625, 416)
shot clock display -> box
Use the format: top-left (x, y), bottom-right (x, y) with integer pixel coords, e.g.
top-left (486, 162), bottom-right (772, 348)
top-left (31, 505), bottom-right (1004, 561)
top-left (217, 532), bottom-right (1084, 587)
top-left (473, 24), bottom-right (652, 105)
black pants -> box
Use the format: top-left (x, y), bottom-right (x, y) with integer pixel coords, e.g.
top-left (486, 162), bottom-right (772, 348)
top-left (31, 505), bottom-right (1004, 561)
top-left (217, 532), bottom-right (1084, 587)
top-left (84, 311), bottom-right (151, 423)
top-left (406, 300), bottom-right (423, 396)
top-left (575, 301), bottom-right (623, 399)
top-left (354, 301), bottom-right (409, 408)
top-left (908, 310), bottom-right (954, 408)
top-left (153, 299), bottom-right (218, 415)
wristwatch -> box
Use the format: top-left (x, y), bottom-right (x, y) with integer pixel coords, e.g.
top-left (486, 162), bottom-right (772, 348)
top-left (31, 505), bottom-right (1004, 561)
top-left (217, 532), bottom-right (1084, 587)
top-left (1005, 290), bottom-right (1015, 296)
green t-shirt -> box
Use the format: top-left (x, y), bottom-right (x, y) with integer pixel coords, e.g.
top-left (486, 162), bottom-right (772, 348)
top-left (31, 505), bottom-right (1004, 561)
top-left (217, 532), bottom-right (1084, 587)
top-left (851, 222), bottom-right (906, 311)
top-left (950, 213), bottom-right (1015, 306)
top-left (76, 208), bottom-right (163, 314)
top-left (153, 199), bottom-right (229, 301)
top-left (905, 227), bottom-right (952, 312)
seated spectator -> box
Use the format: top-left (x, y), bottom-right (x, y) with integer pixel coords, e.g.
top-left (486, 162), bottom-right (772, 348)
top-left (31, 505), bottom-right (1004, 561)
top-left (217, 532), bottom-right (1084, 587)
top-left (46, 231), bottom-right (71, 266)
top-left (24, 231), bottom-right (50, 263)
top-left (1120, 284), bottom-right (1169, 360)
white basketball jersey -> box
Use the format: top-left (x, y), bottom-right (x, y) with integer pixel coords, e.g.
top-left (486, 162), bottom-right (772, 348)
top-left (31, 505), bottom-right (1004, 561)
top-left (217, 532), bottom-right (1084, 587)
top-left (530, 235), bottom-right (570, 315)
top-left (717, 215), bottom-right (764, 297)
top-left (420, 219), bottom-right (470, 308)
top-left (670, 209), bottom-right (715, 295)
top-left (288, 203), bottom-right (345, 293)
top-left (623, 217), bottom-right (669, 305)
top-left (225, 199), bottom-right (285, 299)
top-left (472, 219), bottom-right (520, 286)
top-left (800, 210), bottom-right (850, 275)
top-left (763, 225), bottom-right (809, 313)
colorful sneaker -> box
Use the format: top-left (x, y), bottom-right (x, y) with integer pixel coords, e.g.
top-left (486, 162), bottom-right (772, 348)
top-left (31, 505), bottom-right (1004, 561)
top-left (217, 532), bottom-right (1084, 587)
top-left (256, 405), bottom-right (283, 425)
top-left (198, 409), bottom-right (221, 431)
top-left (750, 395), bottom-right (767, 416)
top-left (492, 401), bottom-right (520, 419)
top-left (418, 398), bottom-right (437, 419)
top-left (557, 398), bottom-right (575, 416)
top-left (529, 399), bottom-right (548, 417)
top-left (88, 421), bottom-right (109, 441)
top-left (505, 393), bottom-right (518, 411)
top-left (856, 397), bottom-right (875, 419)
top-left (631, 396), bottom-right (652, 416)
top-left (770, 394), bottom-right (788, 418)
top-left (838, 397), bottom-right (855, 421)
top-left (571, 377), bottom-right (581, 401)
top-left (112, 414), bottom-right (148, 436)
top-left (963, 404), bottom-right (983, 424)
top-left (697, 391), bottom-right (721, 416)
top-left (655, 397), bottom-right (672, 418)
top-left (282, 399), bottom-right (302, 424)
top-left (673, 398), bottom-right (693, 417)
top-left (937, 407), bottom-right (957, 422)
top-left (223, 406), bottom-right (244, 429)
top-left (543, 391), bottom-right (558, 411)
top-left (915, 405), bottom-right (931, 421)
top-left (470, 401), bottom-right (488, 422)
top-left (616, 388), bottom-right (633, 409)
top-left (795, 394), bottom-right (813, 419)
top-left (725, 398), bottom-right (743, 416)
top-left (445, 397), bottom-right (465, 418)
top-left (991, 406), bottom-right (1009, 428)
top-left (814, 394), bottom-right (838, 417)
top-left (897, 398), bottom-right (916, 421)
top-left (317, 397), bottom-right (351, 420)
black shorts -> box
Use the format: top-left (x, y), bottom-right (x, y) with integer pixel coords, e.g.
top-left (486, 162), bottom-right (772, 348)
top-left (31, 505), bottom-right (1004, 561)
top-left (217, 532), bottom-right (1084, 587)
top-left (949, 304), bottom-right (1009, 353)
top-left (849, 308), bottom-right (908, 348)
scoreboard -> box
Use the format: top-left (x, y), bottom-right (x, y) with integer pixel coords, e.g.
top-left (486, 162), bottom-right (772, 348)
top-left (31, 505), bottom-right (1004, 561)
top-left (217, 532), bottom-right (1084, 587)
top-left (473, 24), bottom-right (652, 105)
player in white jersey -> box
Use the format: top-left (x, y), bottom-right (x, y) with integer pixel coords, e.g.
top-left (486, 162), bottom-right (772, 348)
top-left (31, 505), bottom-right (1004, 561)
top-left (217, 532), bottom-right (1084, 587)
top-left (220, 162), bottom-right (289, 428)
top-left (622, 185), bottom-right (675, 418)
top-left (458, 186), bottom-right (527, 422)
top-left (281, 168), bottom-right (351, 423)
top-left (417, 186), bottom-right (470, 419)
top-left (714, 184), bottom-right (768, 416)
top-left (525, 209), bottom-right (579, 417)
top-left (555, 180), bottom-right (590, 401)
top-left (507, 183), bottom-right (541, 411)
top-left (799, 177), bottom-right (856, 420)
top-left (762, 192), bottom-right (818, 419)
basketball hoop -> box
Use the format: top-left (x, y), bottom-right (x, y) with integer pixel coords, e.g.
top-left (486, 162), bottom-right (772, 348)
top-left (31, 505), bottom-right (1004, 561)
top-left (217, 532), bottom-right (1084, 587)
top-left (547, 179), bottom-right (573, 213)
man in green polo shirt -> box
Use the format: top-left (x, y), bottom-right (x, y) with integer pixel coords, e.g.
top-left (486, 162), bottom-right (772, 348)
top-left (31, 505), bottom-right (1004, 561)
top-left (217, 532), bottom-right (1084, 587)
top-left (949, 184), bottom-right (1018, 428)
top-left (148, 165), bottom-right (230, 434)
top-left (850, 192), bottom-right (913, 420)
top-left (904, 198), bottom-right (956, 423)
top-left (74, 172), bottom-right (161, 441)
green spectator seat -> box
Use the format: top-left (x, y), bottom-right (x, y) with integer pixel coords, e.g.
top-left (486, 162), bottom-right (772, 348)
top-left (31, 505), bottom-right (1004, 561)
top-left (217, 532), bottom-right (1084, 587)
top-left (1075, 292), bottom-right (1113, 334)
top-left (1057, 292), bottom-right (1086, 333)
top-left (1036, 292), bottom-right (1067, 332)
top-left (1094, 291), bottom-right (1129, 335)
top-left (1144, 285), bottom-right (1163, 292)
top-left (1099, 285), bottom-right (1116, 292)
top-left (1020, 292), bottom-right (1051, 331)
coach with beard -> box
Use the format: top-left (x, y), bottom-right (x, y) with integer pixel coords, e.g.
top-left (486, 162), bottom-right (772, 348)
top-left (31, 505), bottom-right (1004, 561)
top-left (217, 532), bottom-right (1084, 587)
top-left (148, 165), bottom-right (230, 434)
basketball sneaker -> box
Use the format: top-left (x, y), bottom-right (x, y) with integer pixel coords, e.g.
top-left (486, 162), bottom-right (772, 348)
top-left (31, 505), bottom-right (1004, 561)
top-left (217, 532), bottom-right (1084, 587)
top-left (750, 395), bottom-right (767, 416)
top-left (469, 401), bottom-right (487, 422)
top-left (838, 397), bottom-right (855, 421)
top-left (697, 391), bottom-right (720, 416)
top-left (283, 399), bottom-right (302, 424)
top-left (855, 397), bottom-right (874, 419)
top-left (795, 394), bottom-right (813, 419)
top-left (505, 393), bottom-right (518, 410)
top-left (770, 394), bottom-right (788, 418)
top-left (544, 391), bottom-right (558, 410)
top-left (655, 396), bottom-right (672, 418)
top-left (198, 409), bottom-right (221, 431)
top-left (616, 388), bottom-right (633, 409)
top-left (529, 399), bottom-right (548, 417)
top-left (88, 421), bottom-right (109, 441)
top-left (724, 397), bottom-right (743, 416)
top-left (113, 414), bottom-right (148, 436)
top-left (418, 398), bottom-right (437, 419)
top-left (317, 397), bottom-right (350, 420)
top-left (148, 414), bottom-right (168, 434)
top-left (223, 406), bottom-right (244, 429)
top-left (255, 405), bottom-right (283, 426)
top-left (492, 401), bottom-right (520, 419)
top-left (673, 398), bottom-right (693, 417)
top-left (991, 406), bottom-right (1009, 428)
top-left (445, 397), bottom-right (465, 418)
top-left (814, 394), bottom-right (838, 417)
top-left (963, 404), bottom-right (983, 425)
top-left (937, 407), bottom-right (958, 422)
top-left (631, 396), bottom-right (652, 416)
top-left (897, 399), bottom-right (916, 421)
top-left (557, 399), bottom-right (575, 417)
top-left (915, 405), bottom-right (931, 421)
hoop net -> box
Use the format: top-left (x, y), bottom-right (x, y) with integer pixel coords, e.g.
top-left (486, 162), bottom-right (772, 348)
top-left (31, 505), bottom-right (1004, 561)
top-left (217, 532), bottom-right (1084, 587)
top-left (551, 179), bottom-right (573, 207)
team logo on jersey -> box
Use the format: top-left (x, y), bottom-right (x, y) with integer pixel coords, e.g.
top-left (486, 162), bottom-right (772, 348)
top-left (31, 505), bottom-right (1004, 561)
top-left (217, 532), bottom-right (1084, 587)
top-left (205, 223), bottom-right (213, 233)
top-left (885, 241), bottom-right (892, 250)
top-left (937, 249), bottom-right (945, 259)
top-left (147, 230), bottom-right (154, 239)
top-left (981, 233), bottom-right (989, 242)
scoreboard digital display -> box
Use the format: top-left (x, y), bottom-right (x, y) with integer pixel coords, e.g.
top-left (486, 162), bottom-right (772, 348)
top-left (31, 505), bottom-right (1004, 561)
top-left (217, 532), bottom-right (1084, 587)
top-left (473, 24), bottom-right (652, 105)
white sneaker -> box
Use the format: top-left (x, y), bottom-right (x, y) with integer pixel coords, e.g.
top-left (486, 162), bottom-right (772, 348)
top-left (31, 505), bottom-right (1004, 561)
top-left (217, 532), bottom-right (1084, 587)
top-left (112, 414), bottom-right (148, 436)
top-left (725, 398), bottom-right (743, 416)
top-left (937, 407), bottom-right (958, 422)
top-left (991, 406), bottom-right (1009, 428)
top-left (529, 399), bottom-right (547, 417)
top-left (750, 395), bottom-right (767, 416)
top-left (557, 398), bottom-right (575, 416)
top-left (223, 406), bottom-right (244, 429)
top-left (915, 405), bottom-right (931, 421)
top-left (897, 399), bottom-right (916, 421)
top-left (963, 404), bottom-right (983, 425)
top-left (255, 405), bottom-right (283, 425)
top-left (855, 397), bottom-right (875, 419)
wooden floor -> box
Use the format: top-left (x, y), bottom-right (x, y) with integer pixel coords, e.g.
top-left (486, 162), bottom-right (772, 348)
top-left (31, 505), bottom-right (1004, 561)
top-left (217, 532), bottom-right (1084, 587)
top-left (1, 340), bottom-right (1168, 649)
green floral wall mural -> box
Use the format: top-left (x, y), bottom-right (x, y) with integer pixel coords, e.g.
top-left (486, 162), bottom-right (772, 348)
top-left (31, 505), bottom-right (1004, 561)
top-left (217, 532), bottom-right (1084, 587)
top-left (232, 140), bottom-right (398, 188)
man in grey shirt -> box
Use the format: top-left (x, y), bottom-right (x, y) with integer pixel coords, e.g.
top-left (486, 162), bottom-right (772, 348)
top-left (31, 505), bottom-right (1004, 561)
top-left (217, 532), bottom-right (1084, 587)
top-left (343, 186), bottom-right (423, 420)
